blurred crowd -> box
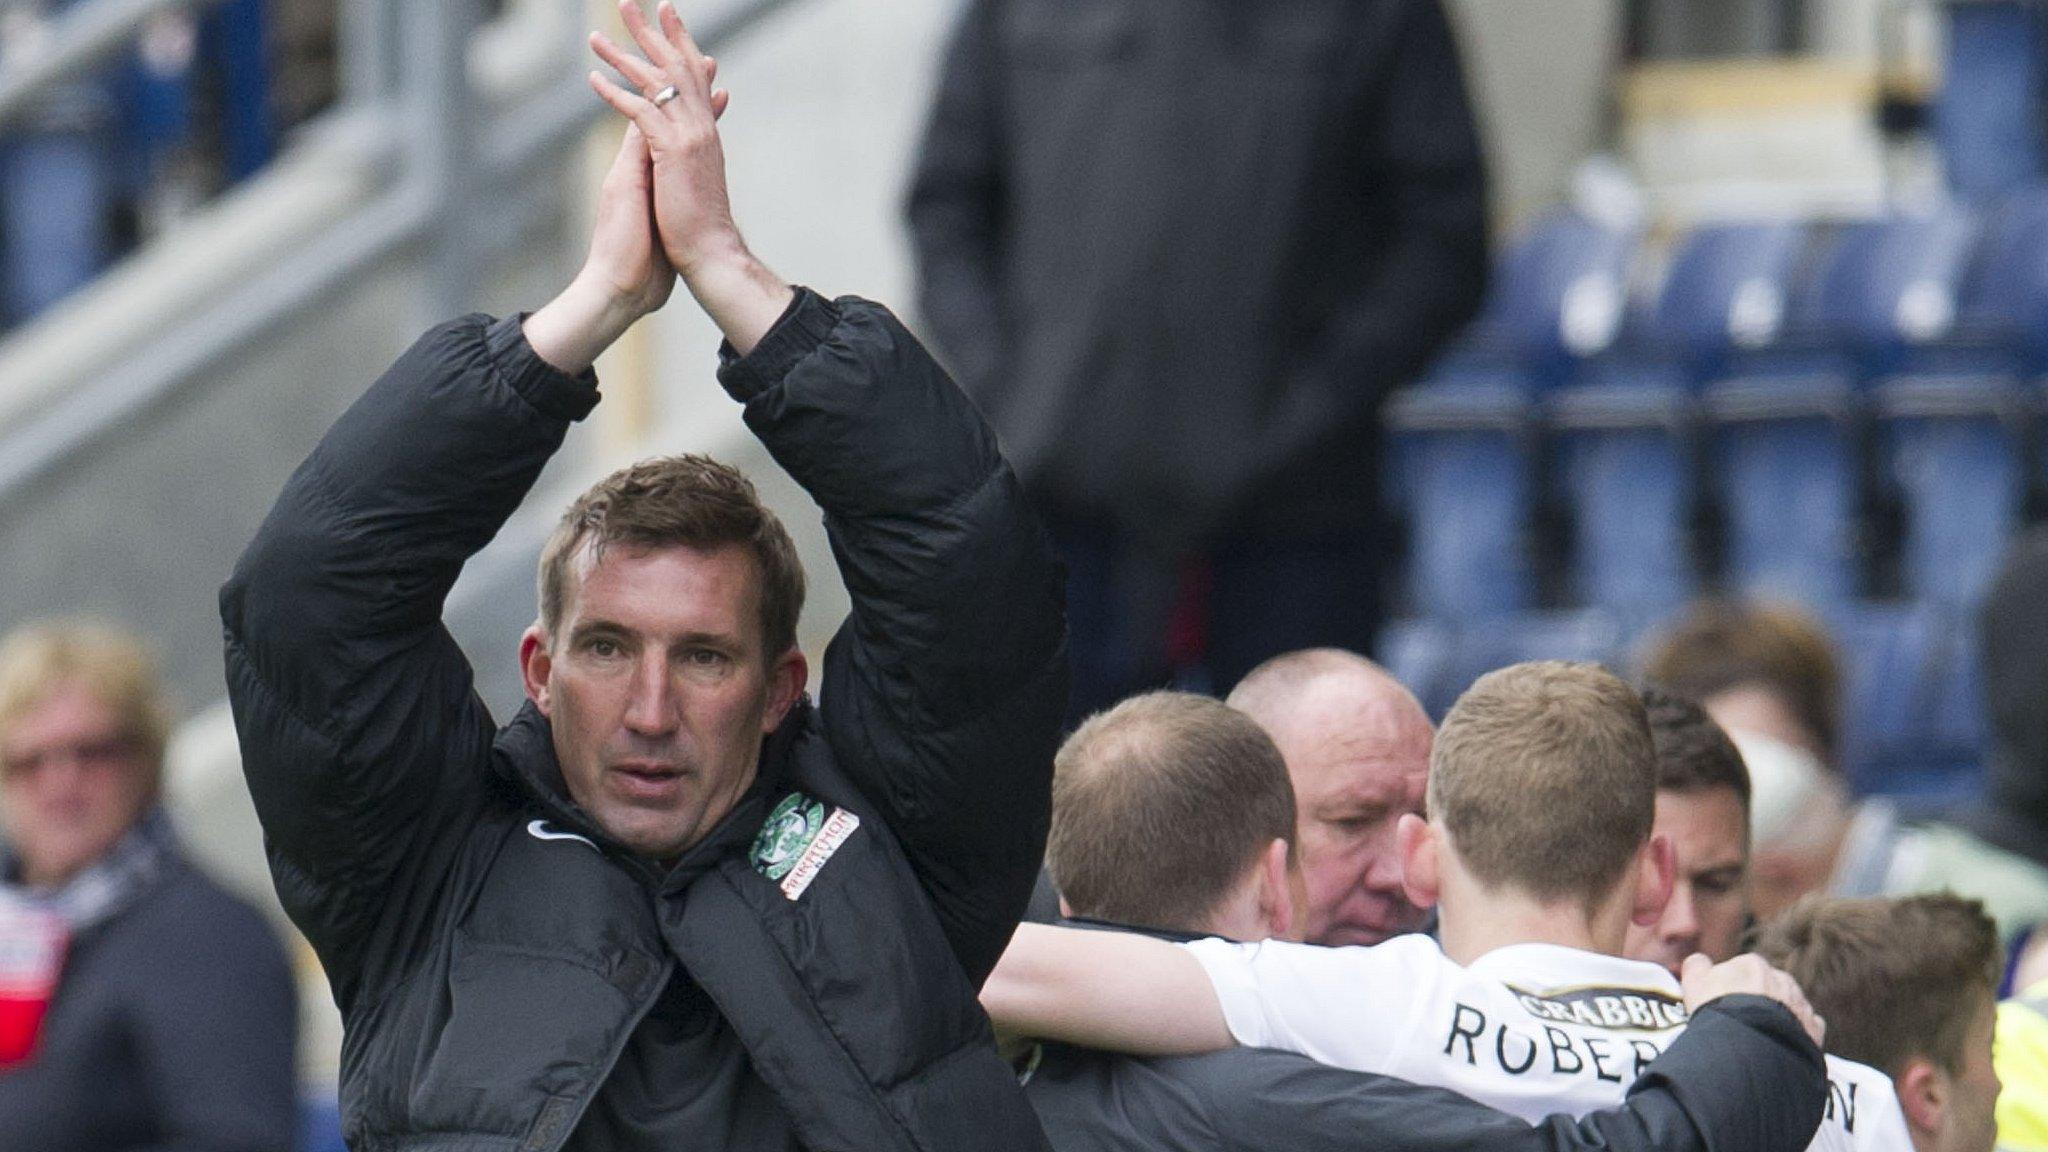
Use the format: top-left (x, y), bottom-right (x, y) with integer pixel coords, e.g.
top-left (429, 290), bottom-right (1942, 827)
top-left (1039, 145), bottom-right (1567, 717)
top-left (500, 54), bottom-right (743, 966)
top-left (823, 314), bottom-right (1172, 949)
top-left (0, 0), bottom-right (339, 330)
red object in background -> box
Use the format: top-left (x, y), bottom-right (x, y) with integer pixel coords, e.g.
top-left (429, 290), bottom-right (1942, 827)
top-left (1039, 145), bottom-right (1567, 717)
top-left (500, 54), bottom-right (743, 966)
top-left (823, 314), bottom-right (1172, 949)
top-left (0, 902), bottom-right (66, 1068)
top-left (1164, 557), bottom-right (1213, 671)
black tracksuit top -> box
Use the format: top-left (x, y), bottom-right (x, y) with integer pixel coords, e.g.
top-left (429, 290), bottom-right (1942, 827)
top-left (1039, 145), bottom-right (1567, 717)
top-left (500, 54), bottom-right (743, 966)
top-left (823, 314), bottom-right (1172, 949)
top-left (222, 290), bottom-right (1069, 1152)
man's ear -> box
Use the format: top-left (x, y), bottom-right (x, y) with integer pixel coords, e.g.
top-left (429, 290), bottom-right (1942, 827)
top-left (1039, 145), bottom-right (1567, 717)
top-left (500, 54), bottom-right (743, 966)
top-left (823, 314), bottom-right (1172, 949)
top-left (520, 624), bottom-right (553, 714)
top-left (761, 647), bottom-right (808, 733)
top-left (1632, 833), bottom-right (1677, 928)
top-left (1255, 839), bottom-right (1296, 942)
top-left (1397, 814), bottom-right (1441, 910)
top-left (1894, 1057), bottom-right (1946, 1145)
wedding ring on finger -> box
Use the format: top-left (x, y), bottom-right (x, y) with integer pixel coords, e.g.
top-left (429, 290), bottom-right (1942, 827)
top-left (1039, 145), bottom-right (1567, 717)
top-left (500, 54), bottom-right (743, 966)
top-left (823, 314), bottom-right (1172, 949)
top-left (651, 84), bottom-right (680, 108)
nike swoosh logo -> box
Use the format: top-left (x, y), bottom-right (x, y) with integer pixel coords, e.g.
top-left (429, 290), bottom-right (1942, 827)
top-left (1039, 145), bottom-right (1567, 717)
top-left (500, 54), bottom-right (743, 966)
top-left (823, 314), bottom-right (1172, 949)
top-left (527, 820), bottom-right (598, 851)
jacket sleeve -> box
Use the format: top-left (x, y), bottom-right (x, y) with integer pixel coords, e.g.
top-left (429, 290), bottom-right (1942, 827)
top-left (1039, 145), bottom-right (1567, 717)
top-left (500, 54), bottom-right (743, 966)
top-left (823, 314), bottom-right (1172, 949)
top-left (1255, 0), bottom-right (1490, 476)
top-left (219, 314), bottom-right (598, 1003)
top-left (719, 289), bottom-right (1068, 987)
top-left (903, 0), bottom-right (1009, 398)
top-left (1594, 996), bottom-right (1830, 1152)
top-left (1204, 997), bottom-right (1825, 1152)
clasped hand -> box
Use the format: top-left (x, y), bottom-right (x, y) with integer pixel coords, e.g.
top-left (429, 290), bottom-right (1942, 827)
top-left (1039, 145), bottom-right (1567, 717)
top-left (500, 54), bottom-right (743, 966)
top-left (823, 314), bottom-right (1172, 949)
top-left (531, 0), bottom-right (791, 372)
top-left (586, 0), bottom-right (739, 301)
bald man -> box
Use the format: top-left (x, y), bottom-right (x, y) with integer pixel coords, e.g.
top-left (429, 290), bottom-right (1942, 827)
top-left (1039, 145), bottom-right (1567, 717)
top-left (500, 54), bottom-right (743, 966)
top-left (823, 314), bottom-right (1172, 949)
top-left (1227, 649), bottom-right (1434, 945)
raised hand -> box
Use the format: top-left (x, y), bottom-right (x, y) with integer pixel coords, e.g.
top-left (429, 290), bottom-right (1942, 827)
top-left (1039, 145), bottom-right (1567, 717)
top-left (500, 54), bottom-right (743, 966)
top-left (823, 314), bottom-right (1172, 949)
top-left (585, 123), bottom-right (675, 318)
top-left (522, 123), bottom-right (674, 375)
top-left (588, 1), bottom-right (741, 279)
top-left (1679, 952), bottom-right (1826, 1048)
top-left (587, 1), bottom-right (792, 353)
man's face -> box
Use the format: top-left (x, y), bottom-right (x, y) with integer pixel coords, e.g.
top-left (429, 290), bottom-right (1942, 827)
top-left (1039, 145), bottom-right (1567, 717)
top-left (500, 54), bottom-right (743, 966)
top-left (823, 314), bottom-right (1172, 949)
top-left (1624, 787), bottom-right (1751, 973)
top-left (523, 542), bottom-right (802, 862)
top-left (1271, 696), bottom-right (1433, 946)
top-left (1935, 997), bottom-right (2001, 1152)
top-left (0, 685), bottom-right (157, 889)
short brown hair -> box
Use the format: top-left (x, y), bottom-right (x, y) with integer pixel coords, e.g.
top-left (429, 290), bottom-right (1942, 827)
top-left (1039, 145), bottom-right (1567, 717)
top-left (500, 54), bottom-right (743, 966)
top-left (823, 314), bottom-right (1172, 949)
top-left (538, 456), bottom-right (805, 654)
top-left (1752, 893), bottom-right (2000, 1077)
top-left (0, 620), bottom-right (174, 772)
top-left (1049, 692), bottom-right (1297, 932)
top-left (1429, 662), bottom-right (1656, 904)
top-left (1638, 600), bottom-right (1841, 765)
top-left (1639, 684), bottom-right (1751, 804)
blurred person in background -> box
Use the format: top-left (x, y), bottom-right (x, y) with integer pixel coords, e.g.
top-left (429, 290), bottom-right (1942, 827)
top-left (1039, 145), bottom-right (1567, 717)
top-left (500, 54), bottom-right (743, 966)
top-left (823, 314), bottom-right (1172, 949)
top-left (1640, 599), bottom-right (2048, 940)
top-left (1962, 529), bottom-right (2048, 885)
top-left (1754, 894), bottom-right (2002, 1152)
top-left (907, 0), bottom-right (1490, 721)
top-left (1624, 685), bottom-right (1753, 973)
top-left (0, 620), bottom-right (296, 1152)
top-left (1640, 601), bottom-right (1840, 770)
top-left (1024, 689), bottom-right (1842, 1152)
top-left (1225, 648), bottom-right (1433, 945)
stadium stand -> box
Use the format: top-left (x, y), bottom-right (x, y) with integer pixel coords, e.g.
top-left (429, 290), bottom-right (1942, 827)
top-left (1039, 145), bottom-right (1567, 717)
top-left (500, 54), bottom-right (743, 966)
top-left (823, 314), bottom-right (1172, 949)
top-left (1829, 600), bottom-right (1989, 800)
top-left (1384, 366), bottom-right (1539, 620)
top-left (1382, 131), bottom-right (2045, 804)
top-left (1550, 374), bottom-right (1698, 618)
top-left (1385, 209), bottom-right (1636, 620)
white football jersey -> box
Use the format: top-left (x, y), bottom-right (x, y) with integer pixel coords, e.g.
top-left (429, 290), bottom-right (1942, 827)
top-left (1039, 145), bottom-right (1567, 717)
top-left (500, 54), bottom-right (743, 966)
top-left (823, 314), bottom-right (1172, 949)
top-left (1182, 934), bottom-right (1909, 1152)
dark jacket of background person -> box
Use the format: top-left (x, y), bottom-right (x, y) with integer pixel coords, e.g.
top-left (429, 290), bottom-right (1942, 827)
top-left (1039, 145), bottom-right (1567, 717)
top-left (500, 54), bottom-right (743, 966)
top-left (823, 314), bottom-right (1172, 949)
top-left (1970, 527), bottom-right (2048, 867)
top-left (906, 0), bottom-right (1490, 549)
top-left (0, 844), bottom-right (299, 1152)
top-left (1020, 922), bottom-right (1829, 1152)
top-left (220, 293), bottom-right (1068, 1151)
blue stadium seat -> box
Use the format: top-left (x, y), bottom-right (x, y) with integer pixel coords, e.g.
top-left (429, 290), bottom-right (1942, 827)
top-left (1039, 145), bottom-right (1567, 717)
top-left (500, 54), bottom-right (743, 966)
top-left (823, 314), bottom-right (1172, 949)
top-left (1915, 187), bottom-right (2048, 375)
top-left (1935, 1), bottom-right (2048, 201)
top-left (1376, 616), bottom-right (1455, 718)
top-left (1444, 609), bottom-right (1629, 715)
top-left (1548, 374), bottom-right (1698, 617)
top-left (1876, 375), bottom-right (2027, 607)
top-left (1385, 367), bottom-right (1538, 619)
top-left (1706, 374), bottom-right (1861, 604)
top-left (1457, 209), bottom-right (1635, 386)
top-left (1627, 219), bottom-right (1808, 382)
top-left (1787, 210), bottom-right (1978, 378)
top-left (1829, 600), bottom-right (1988, 801)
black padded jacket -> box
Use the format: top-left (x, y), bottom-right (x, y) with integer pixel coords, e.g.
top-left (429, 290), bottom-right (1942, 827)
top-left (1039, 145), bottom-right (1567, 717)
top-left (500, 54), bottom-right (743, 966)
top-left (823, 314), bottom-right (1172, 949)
top-left (221, 290), bottom-right (1069, 1152)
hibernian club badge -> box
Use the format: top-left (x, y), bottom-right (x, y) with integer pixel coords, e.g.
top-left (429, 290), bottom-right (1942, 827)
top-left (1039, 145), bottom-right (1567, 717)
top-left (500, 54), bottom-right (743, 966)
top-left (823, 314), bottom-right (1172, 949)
top-left (752, 792), bottom-right (861, 900)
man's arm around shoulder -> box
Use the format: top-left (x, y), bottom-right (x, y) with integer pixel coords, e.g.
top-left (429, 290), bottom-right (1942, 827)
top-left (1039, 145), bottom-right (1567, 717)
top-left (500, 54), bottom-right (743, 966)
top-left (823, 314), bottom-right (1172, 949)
top-left (1199, 997), bottom-right (1828, 1152)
